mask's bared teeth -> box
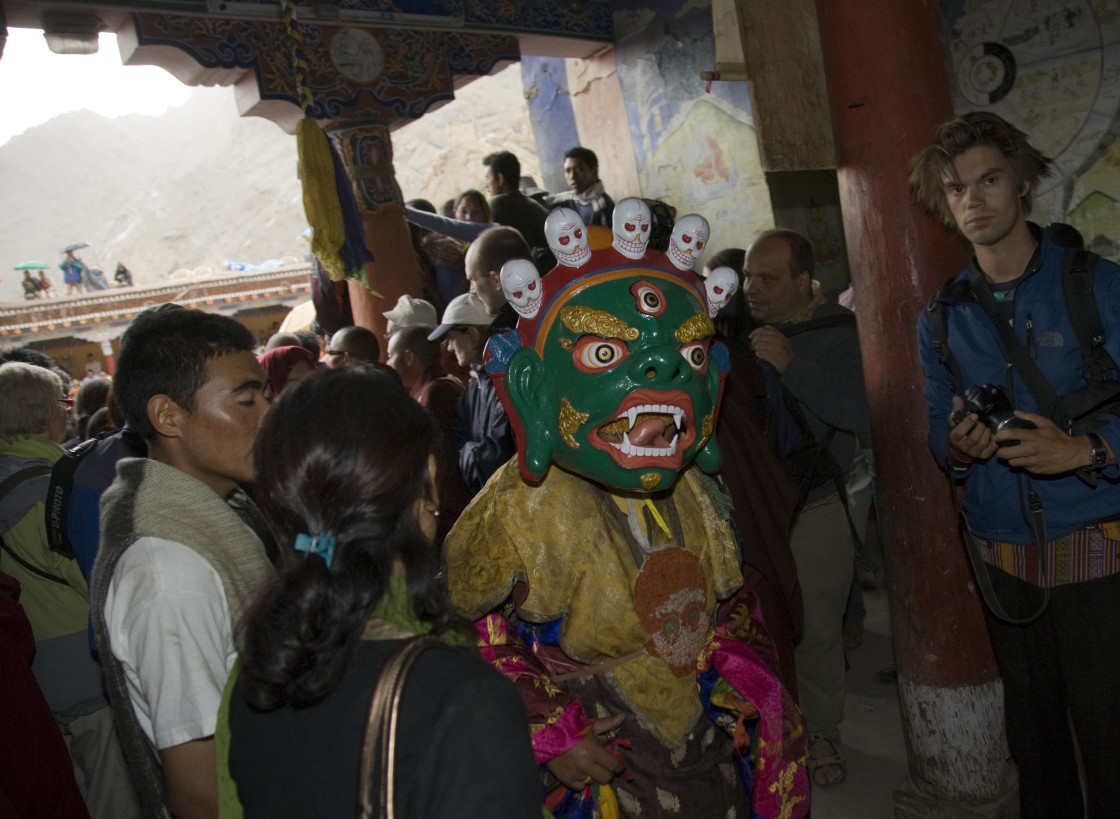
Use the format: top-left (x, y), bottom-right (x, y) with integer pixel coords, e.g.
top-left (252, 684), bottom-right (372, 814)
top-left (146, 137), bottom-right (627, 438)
top-left (628, 406), bottom-right (638, 431)
top-left (674, 409), bottom-right (684, 430)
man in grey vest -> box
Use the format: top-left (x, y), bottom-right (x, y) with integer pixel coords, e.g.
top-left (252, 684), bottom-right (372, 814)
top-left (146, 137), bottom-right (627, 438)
top-left (92, 309), bottom-right (274, 818)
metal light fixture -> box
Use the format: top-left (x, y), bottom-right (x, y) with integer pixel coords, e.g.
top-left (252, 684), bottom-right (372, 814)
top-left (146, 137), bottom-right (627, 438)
top-left (41, 10), bottom-right (103, 55)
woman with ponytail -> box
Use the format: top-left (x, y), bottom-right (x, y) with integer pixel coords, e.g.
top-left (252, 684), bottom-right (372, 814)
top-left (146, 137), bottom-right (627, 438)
top-left (217, 367), bottom-right (541, 817)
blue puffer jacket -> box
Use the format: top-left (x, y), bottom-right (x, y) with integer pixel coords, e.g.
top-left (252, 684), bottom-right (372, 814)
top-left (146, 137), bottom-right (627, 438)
top-left (918, 226), bottom-right (1120, 543)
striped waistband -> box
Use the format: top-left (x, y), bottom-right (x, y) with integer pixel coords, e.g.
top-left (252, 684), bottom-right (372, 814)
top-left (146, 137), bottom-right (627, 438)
top-left (975, 520), bottom-right (1120, 588)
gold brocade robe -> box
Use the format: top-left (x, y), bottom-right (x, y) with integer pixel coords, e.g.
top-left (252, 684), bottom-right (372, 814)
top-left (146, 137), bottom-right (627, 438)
top-left (444, 461), bottom-right (743, 745)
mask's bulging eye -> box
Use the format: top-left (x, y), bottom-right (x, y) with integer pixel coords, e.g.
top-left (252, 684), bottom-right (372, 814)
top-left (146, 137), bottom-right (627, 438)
top-left (630, 280), bottom-right (666, 317)
top-left (573, 337), bottom-right (629, 372)
top-left (680, 340), bottom-right (710, 372)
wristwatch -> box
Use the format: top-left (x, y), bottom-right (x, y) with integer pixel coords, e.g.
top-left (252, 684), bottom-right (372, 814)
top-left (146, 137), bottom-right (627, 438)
top-left (1087, 432), bottom-right (1109, 471)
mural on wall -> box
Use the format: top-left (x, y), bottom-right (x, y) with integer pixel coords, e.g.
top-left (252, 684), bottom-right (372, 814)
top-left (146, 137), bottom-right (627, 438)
top-left (944, 0), bottom-right (1120, 258)
top-left (609, 2), bottom-right (774, 264)
top-left (768, 171), bottom-right (851, 293)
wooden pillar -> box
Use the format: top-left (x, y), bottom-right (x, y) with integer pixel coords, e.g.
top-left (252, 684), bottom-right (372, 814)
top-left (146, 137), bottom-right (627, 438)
top-left (327, 119), bottom-right (424, 355)
top-left (813, 2), bottom-right (1019, 815)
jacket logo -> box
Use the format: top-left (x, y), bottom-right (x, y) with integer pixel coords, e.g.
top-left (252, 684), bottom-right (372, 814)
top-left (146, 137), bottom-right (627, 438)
top-left (1037, 331), bottom-right (1065, 348)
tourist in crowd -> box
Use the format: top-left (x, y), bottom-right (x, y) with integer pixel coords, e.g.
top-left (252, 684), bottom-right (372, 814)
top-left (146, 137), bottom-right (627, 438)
top-left (92, 308), bottom-right (274, 818)
top-left (60, 250), bottom-right (88, 296)
top-left (0, 362), bottom-right (140, 817)
top-left (114, 264), bottom-right (134, 287)
top-left (258, 344), bottom-right (318, 400)
top-left (482, 151), bottom-right (549, 248)
top-left (220, 366), bottom-right (540, 817)
top-left (453, 188), bottom-right (491, 223)
top-left (68, 377), bottom-right (112, 446)
top-left (548, 146), bottom-right (615, 227)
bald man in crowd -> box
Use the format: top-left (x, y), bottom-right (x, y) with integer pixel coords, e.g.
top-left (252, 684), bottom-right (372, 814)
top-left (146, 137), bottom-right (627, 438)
top-left (326, 325), bottom-right (381, 368)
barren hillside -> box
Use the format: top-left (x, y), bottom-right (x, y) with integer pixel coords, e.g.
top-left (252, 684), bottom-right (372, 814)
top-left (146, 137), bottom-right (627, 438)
top-left (0, 63), bottom-right (534, 303)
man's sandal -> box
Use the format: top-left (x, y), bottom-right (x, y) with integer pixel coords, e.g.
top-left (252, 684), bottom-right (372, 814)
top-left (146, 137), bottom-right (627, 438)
top-left (808, 734), bottom-right (846, 787)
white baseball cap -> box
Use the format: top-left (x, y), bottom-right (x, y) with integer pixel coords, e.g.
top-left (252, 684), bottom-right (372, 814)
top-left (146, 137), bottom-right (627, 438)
top-left (428, 293), bottom-right (493, 341)
top-left (383, 295), bottom-right (438, 335)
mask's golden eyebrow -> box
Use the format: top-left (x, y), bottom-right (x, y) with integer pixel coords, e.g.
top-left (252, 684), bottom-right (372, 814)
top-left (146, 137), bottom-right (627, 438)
top-left (675, 313), bottom-right (715, 343)
top-left (559, 305), bottom-right (639, 341)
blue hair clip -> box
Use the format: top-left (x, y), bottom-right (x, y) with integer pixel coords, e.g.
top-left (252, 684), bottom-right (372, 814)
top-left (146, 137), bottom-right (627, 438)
top-left (294, 533), bottom-right (337, 569)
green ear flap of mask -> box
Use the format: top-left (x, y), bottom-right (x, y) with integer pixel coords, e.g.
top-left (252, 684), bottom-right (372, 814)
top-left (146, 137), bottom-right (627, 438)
top-left (691, 362), bottom-right (724, 474)
top-left (504, 347), bottom-right (559, 483)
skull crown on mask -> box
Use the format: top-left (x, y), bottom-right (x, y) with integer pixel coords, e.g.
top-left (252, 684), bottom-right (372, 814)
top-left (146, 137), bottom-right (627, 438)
top-left (612, 197), bottom-right (652, 260)
top-left (668, 214), bottom-right (710, 272)
top-left (703, 266), bottom-right (738, 318)
top-left (545, 207), bottom-right (591, 268)
top-left (500, 258), bottom-right (544, 319)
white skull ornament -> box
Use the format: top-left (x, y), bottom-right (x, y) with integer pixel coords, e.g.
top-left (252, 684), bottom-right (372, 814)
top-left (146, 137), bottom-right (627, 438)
top-left (704, 266), bottom-right (739, 318)
top-left (544, 208), bottom-right (590, 268)
top-left (500, 258), bottom-right (543, 319)
top-left (612, 197), bottom-right (652, 260)
top-left (667, 214), bottom-right (710, 271)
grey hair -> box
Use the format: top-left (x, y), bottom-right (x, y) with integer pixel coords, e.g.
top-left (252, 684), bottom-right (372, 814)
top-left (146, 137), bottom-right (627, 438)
top-left (0, 362), bottom-right (63, 442)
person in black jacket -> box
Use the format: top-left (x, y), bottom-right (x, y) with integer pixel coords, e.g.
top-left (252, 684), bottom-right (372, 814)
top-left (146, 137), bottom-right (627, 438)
top-left (429, 291), bottom-right (515, 496)
top-left (223, 367), bottom-right (540, 818)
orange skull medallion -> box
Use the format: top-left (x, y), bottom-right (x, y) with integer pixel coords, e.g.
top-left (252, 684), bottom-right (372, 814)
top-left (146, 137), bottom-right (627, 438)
top-left (633, 546), bottom-right (710, 677)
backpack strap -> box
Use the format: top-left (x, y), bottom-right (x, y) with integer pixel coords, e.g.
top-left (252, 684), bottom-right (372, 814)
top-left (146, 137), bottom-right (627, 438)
top-left (926, 278), bottom-right (969, 396)
top-left (44, 436), bottom-right (99, 558)
top-left (1060, 247), bottom-right (1117, 384)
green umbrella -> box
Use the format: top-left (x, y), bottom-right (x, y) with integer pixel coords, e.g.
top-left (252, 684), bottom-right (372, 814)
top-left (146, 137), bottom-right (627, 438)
top-left (15, 261), bottom-right (50, 270)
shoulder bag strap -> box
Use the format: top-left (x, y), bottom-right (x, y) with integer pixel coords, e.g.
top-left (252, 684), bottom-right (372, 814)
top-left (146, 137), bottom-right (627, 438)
top-left (0, 464), bottom-right (53, 502)
top-left (357, 635), bottom-right (443, 819)
top-left (954, 478), bottom-right (1050, 624)
top-left (969, 271), bottom-right (1061, 415)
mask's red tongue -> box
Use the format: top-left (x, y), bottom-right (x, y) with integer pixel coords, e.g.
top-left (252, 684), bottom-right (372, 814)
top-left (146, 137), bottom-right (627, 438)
top-left (630, 416), bottom-right (672, 447)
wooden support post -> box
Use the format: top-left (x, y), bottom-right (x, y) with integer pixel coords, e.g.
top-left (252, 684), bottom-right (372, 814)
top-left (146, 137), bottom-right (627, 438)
top-left (328, 119), bottom-right (426, 356)
top-left (735, 0), bottom-right (836, 171)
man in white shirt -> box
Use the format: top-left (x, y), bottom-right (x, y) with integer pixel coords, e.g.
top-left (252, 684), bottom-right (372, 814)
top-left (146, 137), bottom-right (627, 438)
top-left (91, 308), bottom-right (274, 819)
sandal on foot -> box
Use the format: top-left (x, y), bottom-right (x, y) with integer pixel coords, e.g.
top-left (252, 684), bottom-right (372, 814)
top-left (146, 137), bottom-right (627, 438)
top-left (808, 735), bottom-right (846, 787)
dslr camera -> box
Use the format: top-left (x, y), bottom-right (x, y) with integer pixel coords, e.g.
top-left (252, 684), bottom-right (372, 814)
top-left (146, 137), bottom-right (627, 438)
top-left (954, 384), bottom-right (1036, 444)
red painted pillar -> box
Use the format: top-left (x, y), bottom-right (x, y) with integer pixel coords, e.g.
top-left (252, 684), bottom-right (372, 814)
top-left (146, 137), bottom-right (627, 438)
top-left (814, 1), bottom-right (1018, 814)
top-left (327, 119), bottom-right (425, 357)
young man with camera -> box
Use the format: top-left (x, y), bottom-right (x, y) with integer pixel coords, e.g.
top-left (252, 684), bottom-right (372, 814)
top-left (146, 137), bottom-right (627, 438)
top-left (912, 112), bottom-right (1120, 817)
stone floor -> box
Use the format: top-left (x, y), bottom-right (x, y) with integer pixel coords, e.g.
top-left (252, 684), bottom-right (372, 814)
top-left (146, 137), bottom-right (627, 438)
top-left (808, 581), bottom-right (912, 819)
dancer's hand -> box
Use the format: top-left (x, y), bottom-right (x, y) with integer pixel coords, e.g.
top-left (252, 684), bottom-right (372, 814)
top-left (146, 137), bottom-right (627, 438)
top-left (546, 714), bottom-right (626, 791)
